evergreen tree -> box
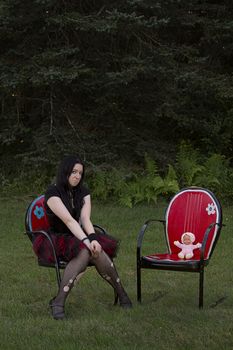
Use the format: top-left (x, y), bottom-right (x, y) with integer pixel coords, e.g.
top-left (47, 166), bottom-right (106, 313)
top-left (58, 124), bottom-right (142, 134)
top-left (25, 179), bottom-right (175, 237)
top-left (0, 0), bottom-right (233, 178)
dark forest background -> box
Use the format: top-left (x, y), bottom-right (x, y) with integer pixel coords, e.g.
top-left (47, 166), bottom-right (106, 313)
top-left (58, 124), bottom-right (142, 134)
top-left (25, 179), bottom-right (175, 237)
top-left (1, 0), bottom-right (233, 202)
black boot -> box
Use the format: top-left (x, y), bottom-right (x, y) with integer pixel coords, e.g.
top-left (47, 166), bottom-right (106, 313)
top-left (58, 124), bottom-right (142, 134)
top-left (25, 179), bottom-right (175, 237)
top-left (119, 290), bottom-right (133, 309)
top-left (49, 297), bottom-right (65, 320)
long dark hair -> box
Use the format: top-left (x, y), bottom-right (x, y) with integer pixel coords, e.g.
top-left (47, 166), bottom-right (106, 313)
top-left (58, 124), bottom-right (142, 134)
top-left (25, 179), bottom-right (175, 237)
top-left (56, 155), bottom-right (85, 191)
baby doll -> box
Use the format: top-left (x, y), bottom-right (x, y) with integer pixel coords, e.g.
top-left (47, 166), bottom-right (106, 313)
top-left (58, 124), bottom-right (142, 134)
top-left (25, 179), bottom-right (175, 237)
top-left (174, 232), bottom-right (202, 259)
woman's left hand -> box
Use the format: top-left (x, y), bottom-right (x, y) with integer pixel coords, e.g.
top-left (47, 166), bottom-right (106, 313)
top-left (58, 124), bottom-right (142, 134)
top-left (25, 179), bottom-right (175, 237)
top-left (90, 240), bottom-right (102, 257)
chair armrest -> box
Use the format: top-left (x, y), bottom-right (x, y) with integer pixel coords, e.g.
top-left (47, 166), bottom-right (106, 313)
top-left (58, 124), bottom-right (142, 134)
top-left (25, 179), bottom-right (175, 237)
top-left (137, 219), bottom-right (165, 258)
top-left (200, 222), bottom-right (222, 263)
top-left (93, 224), bottom-right (107, 235)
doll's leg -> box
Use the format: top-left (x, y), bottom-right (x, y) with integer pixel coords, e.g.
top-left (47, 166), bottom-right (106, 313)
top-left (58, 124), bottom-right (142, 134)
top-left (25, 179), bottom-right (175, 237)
top-left (178, 252), bottom-right (184, 259)
top-left (90, 250), bottom-right (132, 308)
top-left (185, 252), bottom-right (193, 259)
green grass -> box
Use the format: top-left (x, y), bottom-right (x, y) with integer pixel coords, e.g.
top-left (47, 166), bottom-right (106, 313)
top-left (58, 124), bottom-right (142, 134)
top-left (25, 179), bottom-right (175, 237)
top-left (0, 197), bottom-right (233, 350)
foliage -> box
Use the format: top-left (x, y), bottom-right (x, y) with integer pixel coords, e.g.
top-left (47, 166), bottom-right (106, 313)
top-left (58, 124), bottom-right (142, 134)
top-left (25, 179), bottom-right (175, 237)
top-left (0, 0), bottom-right (233, 173)
top-left (195, 153), bottom-right (233, 200)
top-left (175, 141), bottom-right (204, 187)
top-left (1, 0), bottom-right (233, 204)
top-left (175, 142), bottom-right (233, 201)
top-left (87, 146), bottom-right (233, 206)
top-left (162, 164), bottom-right (180, 198)
top-left (87, 155), bottom-right (179, 207)
top-left (2, 146), bottom-right (233, 205)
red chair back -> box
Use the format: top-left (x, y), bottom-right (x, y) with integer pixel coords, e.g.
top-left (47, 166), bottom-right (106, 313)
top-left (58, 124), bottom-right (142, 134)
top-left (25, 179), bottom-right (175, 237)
top-left (26, 195), bottom-right (50, 232)
top-left (165, 188), bottom-right (222, 260)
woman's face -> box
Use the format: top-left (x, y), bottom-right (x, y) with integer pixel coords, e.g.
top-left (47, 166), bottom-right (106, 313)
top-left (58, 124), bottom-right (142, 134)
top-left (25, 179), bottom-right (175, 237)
top-left (68, 163), bottom-right (83, 187)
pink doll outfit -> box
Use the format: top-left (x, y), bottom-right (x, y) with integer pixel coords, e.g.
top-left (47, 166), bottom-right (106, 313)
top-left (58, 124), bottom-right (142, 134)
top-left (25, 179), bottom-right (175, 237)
top-left (174, 232), bottom-right (202, 259)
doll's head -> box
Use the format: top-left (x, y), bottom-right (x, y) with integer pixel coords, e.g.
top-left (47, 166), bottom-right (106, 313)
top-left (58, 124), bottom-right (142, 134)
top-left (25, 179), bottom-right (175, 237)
top-left (181, 232), bottom-right (195, 245)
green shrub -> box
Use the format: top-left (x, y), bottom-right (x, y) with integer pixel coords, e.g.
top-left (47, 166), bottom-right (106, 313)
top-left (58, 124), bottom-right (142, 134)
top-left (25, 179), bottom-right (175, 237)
top-left (175, 142), bottom-right (233, 201)
top-left (0, 171), bottom-right (51, 196)
top-left (195, 153), bottom-right (233, 200)
top-left (87, 155), bottom-right (180, 207)
top-left (175, 141), bottom-right (204, 187)
top-left (2, 146), bottom-right (233, 205)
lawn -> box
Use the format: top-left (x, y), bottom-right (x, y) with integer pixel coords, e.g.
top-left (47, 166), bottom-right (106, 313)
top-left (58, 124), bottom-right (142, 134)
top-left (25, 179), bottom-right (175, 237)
top-left (0, 196), bottom-right (232, 350)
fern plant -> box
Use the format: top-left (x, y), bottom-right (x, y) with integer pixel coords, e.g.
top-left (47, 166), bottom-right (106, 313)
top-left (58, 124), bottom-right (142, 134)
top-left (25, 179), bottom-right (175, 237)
top-left (161, 164), bottom-right (180, 196)
top-left (87, 150), bottom-right (233, 206)
top-left (87, 155), bottom-right (180, 207)
top-left (175, 141), bottom-right (204, 187)
top-left (195, 153), bottom-right (233, 198)
top-left (117, 155), bottom-right (167, 207)
top-left (88, 169), bottom-right (109, 201)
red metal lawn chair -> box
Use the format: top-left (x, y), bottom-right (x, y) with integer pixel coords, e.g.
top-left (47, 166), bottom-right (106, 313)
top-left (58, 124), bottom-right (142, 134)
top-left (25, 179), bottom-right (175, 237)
top-left (137, 187), bottom-right (223, 308)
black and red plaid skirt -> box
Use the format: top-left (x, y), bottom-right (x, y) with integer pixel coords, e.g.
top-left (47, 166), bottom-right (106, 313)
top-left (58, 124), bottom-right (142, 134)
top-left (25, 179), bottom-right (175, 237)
top-left (32, 230), bottom-right (119, 264)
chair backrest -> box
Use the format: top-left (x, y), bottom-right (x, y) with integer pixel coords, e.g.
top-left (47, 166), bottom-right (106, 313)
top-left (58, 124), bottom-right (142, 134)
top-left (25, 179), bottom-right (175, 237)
top-left (25, 195), bottom-right (50, 235)
top-left (165, 187), bottom-right (222, 260)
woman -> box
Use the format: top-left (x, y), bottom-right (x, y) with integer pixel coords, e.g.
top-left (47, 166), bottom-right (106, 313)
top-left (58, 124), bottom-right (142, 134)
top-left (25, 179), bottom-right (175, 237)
top-left (38, 155), bottom-right (132, 319)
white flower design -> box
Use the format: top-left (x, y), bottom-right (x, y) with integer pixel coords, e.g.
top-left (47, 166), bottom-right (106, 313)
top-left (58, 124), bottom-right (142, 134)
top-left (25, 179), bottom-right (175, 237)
top-left (206, 203), bottom-right (216, 215)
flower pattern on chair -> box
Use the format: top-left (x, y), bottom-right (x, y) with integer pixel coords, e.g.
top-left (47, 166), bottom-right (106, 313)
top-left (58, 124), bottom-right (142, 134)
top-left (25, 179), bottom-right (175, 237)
top-left (206, 203), bottom-right (216, 215)
top-left (34, 205), bottom-right (45, 219)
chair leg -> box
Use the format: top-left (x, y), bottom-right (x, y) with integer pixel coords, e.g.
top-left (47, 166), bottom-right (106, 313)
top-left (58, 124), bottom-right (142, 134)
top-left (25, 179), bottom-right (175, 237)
top-left (114, 290), bottom-right (119, 305)
top-left (137, 264), bottom-right (142, 302)
top-left (55, 263), bottom-right (62, 288)
top-left (199, 269), bottom-right (204, 309)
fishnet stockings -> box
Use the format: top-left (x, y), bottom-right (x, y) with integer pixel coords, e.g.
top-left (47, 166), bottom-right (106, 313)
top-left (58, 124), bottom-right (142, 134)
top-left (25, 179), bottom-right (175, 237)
top-left (53, 248), bottom-right (90, 305)
top-left (52, 248), bottom-right (131, 308)
top-left (90, 250), bottom-right (130, 303)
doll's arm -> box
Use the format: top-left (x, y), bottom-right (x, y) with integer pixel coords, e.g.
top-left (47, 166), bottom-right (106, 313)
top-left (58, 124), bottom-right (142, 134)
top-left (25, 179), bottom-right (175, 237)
top-left (174, 241), bottom-right (183, 248)
top-left (194, 242), bottom-right (202, 249)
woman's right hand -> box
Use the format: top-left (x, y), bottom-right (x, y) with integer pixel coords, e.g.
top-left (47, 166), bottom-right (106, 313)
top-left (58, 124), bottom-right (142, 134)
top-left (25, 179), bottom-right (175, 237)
top-left (90, 240), bottom-right (102, 257)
